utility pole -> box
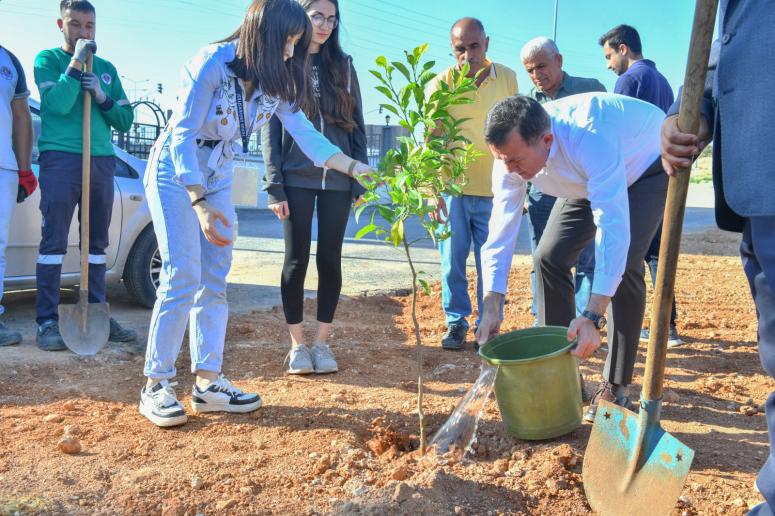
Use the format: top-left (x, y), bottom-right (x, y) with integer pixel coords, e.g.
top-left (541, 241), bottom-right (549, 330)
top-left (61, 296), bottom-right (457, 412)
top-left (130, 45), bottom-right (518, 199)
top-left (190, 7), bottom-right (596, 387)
top-left (553, 0), bottom-right (559, 42)
top-left (120, 75), bottom-right (149, 102)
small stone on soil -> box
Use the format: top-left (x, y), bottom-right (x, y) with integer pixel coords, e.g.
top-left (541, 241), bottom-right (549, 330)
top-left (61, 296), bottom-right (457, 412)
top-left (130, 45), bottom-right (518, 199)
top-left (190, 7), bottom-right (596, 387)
top-left (215, 499), bottom-right (237, 511)
top-left (63, 425), bottom-right (80, 436)
top-left (57, 437), bottom-right (81, 454)
top-left (393, 482), bottom-right (413, 503)
top-left (44, 414), bottom-right (64, 423)
top-left (391, 465), bottom-right (408, 481)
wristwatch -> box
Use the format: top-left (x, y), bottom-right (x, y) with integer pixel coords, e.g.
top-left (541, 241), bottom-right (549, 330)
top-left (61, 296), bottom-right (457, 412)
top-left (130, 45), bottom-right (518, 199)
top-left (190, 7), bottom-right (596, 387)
top-left (581, 310), bottom-right (607, 330)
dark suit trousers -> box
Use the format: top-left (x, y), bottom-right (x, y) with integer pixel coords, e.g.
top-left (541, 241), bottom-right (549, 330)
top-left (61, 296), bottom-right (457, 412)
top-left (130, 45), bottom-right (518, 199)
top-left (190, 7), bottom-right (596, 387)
top-left (740, 217), bottom-right (775, 513)
top-left (534, 161), bottom-right (667, 385)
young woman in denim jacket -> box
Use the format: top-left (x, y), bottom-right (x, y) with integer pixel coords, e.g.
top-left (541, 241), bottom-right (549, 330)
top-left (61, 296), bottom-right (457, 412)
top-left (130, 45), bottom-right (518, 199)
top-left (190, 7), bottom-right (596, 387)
top-left (139, 0), bottom-right (372, 427)
top-left (262, 0), bottom-right (366, 375)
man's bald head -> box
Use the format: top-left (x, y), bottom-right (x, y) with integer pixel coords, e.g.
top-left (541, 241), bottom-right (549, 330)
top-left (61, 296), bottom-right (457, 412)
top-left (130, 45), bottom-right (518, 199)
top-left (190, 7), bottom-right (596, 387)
top-left (450, 17), bottom-right (489, 77)
top-left (451, 17), bottom-right (485, 38)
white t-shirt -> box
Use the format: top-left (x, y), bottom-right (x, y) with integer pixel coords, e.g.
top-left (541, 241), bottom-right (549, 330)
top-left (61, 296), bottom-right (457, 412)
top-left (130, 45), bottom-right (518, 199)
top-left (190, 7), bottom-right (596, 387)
top-left (0, 45), bottom-right (30, 172)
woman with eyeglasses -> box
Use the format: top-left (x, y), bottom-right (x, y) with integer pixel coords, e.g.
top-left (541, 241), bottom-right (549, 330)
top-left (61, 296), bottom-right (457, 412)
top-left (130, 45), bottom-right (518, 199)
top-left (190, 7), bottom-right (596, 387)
top-left (139, 0), bottom-right (373, 427)
top-left (262, 0), bottom-right (367, 375)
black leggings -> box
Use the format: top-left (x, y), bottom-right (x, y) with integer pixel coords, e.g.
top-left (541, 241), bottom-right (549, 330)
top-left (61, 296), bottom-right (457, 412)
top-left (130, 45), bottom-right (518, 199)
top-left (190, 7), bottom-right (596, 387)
top-left (281, 187), bottom-right (352, 324)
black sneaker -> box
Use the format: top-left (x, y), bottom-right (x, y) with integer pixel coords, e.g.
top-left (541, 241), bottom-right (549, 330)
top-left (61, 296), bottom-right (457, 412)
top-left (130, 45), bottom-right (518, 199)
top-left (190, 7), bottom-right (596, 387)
top-left (0, 321), bottom-right (22, 347)
top-left (441, 323), bottom-right (467, 351)
top-left (190, 375), bottom-right (262, 414)
top-left (109, 318), bottom-right (138, 343)
top-left (36, 320), bottom-right (67, 351)
top-left (584, 381), bottom-right (634, 422)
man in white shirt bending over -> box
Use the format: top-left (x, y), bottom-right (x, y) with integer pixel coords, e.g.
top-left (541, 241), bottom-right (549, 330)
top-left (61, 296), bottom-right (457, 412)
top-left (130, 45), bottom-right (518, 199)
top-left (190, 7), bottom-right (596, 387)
top-left (476, 93), bottom-right (667, 422)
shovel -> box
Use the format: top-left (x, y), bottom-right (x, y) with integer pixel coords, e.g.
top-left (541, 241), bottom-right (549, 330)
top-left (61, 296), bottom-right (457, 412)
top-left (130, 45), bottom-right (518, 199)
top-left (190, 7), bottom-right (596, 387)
top-left (582, 1), bottom-right (717, 513)
top-left (59, 53), bottom-right (110, 356)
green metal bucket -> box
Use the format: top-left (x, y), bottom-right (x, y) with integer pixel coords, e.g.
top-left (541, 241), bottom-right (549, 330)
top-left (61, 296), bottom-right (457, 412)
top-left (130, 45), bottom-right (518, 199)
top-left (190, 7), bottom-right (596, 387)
top-left (479, 326), bottom-right (582, 440)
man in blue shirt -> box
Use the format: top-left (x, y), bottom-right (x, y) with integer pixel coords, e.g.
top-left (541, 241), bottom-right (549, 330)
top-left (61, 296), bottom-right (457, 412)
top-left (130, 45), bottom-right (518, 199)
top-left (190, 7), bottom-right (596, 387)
top-left (599, 24), bottom-right (681, 347)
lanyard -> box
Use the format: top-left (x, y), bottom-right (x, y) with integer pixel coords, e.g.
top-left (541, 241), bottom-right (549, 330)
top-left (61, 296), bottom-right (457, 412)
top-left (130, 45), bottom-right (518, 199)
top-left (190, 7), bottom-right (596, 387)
top-left (233, 79), bottom-right (249, 154)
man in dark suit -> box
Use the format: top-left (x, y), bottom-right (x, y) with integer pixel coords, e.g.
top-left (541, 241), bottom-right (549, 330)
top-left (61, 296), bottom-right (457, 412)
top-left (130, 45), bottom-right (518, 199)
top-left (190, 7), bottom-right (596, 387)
top-left (661, 3), bottom-right (775, 514)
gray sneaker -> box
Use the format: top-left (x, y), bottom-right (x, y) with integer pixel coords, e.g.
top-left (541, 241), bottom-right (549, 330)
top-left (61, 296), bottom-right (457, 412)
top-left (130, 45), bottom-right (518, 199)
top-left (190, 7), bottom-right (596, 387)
top-left (287, 344), bottom-right (314, 375)
top-left (639, 326), bottom-right (683, 348)
top-left (37, 320), bottom-right (67, 351)
top-left (311, 343), bottom-right (338, 374)
top-left (0, 321), bottom-right (22, 347)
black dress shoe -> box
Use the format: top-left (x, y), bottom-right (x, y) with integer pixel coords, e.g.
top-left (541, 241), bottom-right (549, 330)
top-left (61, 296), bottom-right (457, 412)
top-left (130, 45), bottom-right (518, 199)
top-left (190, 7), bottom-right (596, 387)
top-left (441, 323), bottom-right (467, 351)
top-left (584, 381), bottom-right (634, 422)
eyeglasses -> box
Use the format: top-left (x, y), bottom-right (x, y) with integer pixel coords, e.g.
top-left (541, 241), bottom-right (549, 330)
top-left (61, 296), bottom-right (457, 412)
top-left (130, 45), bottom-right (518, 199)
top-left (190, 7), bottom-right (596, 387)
top-left (309, 12), bottom-right (338, 30)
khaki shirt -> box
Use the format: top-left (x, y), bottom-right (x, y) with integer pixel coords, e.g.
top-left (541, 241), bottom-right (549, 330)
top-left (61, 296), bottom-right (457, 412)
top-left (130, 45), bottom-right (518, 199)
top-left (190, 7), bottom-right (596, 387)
top-left (427, 61), bottom-right (518, 197)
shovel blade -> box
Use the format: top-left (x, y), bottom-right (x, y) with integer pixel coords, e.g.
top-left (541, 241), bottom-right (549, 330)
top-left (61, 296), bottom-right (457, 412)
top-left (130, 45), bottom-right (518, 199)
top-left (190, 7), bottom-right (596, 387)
top-left (583, 400), bottom-right (694, 516)
top-left (58, 300), bottom-right (110, 356)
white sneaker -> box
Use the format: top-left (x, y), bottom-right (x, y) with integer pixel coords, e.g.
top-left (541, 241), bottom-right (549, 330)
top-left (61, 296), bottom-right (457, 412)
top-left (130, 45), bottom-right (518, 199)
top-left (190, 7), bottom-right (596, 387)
top-left (311, 343), bottom-right (338, 374)
top-left (190, 375), bottom-right (262, 413)
top-left (286, 344), bottom-right (314, 375)
top-left (139, 380), bottom-right (188, 427)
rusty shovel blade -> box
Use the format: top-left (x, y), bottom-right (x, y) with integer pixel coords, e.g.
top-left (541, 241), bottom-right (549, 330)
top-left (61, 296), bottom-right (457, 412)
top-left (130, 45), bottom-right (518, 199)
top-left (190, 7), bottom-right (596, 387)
top-left (583, 399), bottom-right (694, 516)
top-left (58, 297), bottom-right (110, 356)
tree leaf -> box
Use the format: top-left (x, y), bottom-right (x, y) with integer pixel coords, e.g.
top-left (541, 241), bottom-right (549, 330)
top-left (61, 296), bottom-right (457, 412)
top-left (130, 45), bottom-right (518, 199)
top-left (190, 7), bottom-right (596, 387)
top-left (379, 103), bottom-right (401, 118)
top-left (355, 223), bottom-right (380, 240)
top-left (377, 204), bottom-right (396, 222)
top-left (376, 56), bottom-right (387, 68)
top-left (413, 43), bottom-right (429, 60)
top-left (390, 220), bottom-right (405, 247)
top-left (399, 85), bottom-right (412, 109)
top-left (375, 86), bottom-right (395, 101)
top-left (418, 278), bottom-right (430, 296)
top-left (354, 203), bottom-right (369, 222)
top-left (392, 61), bottom-right (412, 83)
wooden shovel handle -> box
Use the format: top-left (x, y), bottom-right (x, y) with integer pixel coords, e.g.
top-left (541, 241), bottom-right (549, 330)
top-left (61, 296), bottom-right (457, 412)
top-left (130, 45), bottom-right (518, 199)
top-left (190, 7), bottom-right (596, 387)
top-left (642, 0), bottom-right (718, 401)
top-left (80, 54), bottom-right (92, 295)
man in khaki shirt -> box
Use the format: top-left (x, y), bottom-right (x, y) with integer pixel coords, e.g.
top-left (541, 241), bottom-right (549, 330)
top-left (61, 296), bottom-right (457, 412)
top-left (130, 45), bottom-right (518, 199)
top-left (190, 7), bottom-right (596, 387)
top-left (426, 17), bottom-right (518, 350)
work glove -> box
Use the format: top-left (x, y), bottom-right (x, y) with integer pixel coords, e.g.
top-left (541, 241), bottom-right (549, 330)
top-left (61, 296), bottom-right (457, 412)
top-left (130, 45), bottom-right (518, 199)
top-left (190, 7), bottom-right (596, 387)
top-left (16, 169), bottom-right (38, 203)
top-left (73, 39), bottom-right (97, 65)
top-left (81, 72), bottom-right (107, 103)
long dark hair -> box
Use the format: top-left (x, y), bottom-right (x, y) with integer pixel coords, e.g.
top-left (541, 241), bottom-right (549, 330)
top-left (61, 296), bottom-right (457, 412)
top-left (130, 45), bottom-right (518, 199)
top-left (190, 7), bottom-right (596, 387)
top-left (298, 0), bottom-right (357, 132)
top-left (220, 0), bottom-right (312, 106)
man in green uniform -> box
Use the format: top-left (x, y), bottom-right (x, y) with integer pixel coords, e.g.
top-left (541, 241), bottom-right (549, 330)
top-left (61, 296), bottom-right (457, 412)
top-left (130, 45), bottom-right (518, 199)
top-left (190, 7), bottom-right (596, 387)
top-left (34, 0), bottom-right (136, 351)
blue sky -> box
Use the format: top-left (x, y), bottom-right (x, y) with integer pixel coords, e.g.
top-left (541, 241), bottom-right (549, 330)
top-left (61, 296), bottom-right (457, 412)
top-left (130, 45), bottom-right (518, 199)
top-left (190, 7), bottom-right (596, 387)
top-left (2, 0), bottom-right (704, 126)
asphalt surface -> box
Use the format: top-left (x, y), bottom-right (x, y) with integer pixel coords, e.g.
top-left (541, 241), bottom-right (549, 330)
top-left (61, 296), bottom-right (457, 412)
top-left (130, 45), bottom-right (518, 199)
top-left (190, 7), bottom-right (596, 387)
top-left (1, 183), bottom-right (717, 350)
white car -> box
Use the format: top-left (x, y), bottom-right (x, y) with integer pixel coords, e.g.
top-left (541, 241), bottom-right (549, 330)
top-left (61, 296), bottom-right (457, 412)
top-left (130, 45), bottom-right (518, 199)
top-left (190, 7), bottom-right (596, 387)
top-left (5, 100), bottom-right (160, 308)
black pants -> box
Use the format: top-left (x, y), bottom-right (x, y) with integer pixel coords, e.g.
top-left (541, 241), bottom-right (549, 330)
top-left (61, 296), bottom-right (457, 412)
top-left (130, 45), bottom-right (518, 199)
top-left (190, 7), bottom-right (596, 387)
top-left (35, 151), bottom-right (115, 325)
top-left (535, 160), bottom-right (668, 385)
top-left (281, 187), bottom-right (351, 325)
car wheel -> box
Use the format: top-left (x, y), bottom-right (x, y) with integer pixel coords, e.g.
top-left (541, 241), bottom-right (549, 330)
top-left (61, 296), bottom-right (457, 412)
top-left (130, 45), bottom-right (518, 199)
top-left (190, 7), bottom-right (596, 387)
top-left (124, 225), bottom-right (160, 308)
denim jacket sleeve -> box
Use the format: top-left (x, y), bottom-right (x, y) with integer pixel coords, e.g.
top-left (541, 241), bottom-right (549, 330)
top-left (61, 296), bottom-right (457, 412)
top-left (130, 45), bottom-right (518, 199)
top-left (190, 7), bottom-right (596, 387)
top-left (274, 101), bottom-right (341, 167)
top-left (168, 52), bottom-right (222, 187)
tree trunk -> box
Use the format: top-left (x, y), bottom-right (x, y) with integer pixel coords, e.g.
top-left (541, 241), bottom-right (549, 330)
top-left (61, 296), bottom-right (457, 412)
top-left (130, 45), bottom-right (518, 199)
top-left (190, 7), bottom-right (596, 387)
top-left (403, 239), bottom-right (425, 454)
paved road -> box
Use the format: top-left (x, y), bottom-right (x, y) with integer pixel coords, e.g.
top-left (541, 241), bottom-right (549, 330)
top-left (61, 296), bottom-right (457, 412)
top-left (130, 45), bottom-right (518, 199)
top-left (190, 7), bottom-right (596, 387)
top-left (1, 183), bottom-right (717, 350)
